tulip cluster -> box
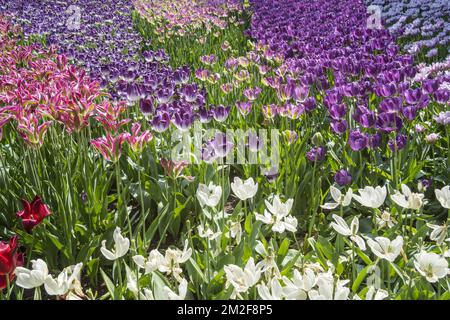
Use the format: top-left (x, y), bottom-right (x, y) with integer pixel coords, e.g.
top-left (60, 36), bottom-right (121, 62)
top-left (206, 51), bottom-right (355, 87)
top-left (0, 0), bottom-right (204, 108)
top-left (1, 0), bottom-right (450, 302)
top-left (249, 0), bottom-right (449, 152)
top-left (365, 0), bottom-right (449, 62)
top-left (135, 0), bottom-right (243, 40)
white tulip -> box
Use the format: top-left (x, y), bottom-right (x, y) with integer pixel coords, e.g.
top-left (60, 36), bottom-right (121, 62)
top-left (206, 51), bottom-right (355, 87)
top-left (255, 195), bottom-right (297, 233)
top-left (197, 225), bottom-right (221, 240)
top-left (365, 286), bottom-right (389, 300)
top-left (330, 214), bottom-right (366, 250)
top-left (257, 279), bottom-right (283, 300)
top-left (435, 186), bottom-right (450, 209)
top-left (353, 186), bottom-right (387, 208)
top-left (375, 210), bottom-right (396, 229)
top-left (231, 177), bottom-right (258, 200)
top-left (224, 258), bottom-right (261, 298)
top-left (126, 267), bottom-right (139, 295)
top-left (226, 220), bottom-right (242, 243)
top-left (282, 269), bottom-right (315, 300)
top-left (414, 251), bottom-right (449, 283)
top-left (308, 271), bottom-right (350, 300)
top-left (139, 288), bottom-right (155, 300)
top-left (15, 259), bottom-right (50, 289)
top-left (100, 227), bottom-right (130, 260)
top-left (135, 240), bottom-right (192, 281)
top-left (354, 286), bottom-right (388, 300)
top-left (254, 241), bottom-right (280, 277)
top-left (163, 278), bottom-right (188, 300)
top-left (391, 184), bottom-right (425, 210)
top-left (196, 182), bottom-right (222, 207)
top-left (427, 223), bottom-right (448, 245)
top-left (133, 250), bottom-right (165, 274)
top-left (367, 236), bottom-right (403, 262)
top-left (321, 186), bottom-right (353, 210)
top-left (44, 263), bottom-right (83, 296)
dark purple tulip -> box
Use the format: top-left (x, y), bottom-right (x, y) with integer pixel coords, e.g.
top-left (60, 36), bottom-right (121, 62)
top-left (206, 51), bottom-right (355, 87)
top-left (434, 89), bottom-right (450, 104)
top-left (404, 88), bottom-right (423, 104)
top-left (416, 94), bottom-right (430, 109)
top-left (140, 98), bottom-right (154, 116)
top-left (422, 79), bottom-right (439, 94)
top-left (173, 68), bottom-right (190, 84)
top-left (173, 111), bottom-right (194, 131)
top-left (353, 106), bottom-right (375, 128)
top-left (211, 105), bottom-right (231, 122)
top-left (368, 133), bottom-right (382, 149)
top-left (324, 90), bottom-right (342, 108)
top-left (329, 103), bottom-right (347, 120)
top-left (303, 97), bottom-right (317, 112)
top-left (377, 83), bottom-right (397, 97)
top-left (199, 108), bottom-right (212, 123)
top-left (375, 112), bottom-right (403, 133)
top-left (330, 120), bottom-right (347, 135)
top-left (379, 97), bottom-right (402, 113)
top-left (180, 84), bottom-right (198, 103)
top-left (334, 169), bottom-right (352, 186)
top-left (126, 83), bottom-right (141, 102)
top-left (150, 112), bottom-right (171, 133)
top-left (388, 134), bottom-right (407, 151)
top-left (348, 130), bottom-right (368, 151)
top-left (122, 69), bottom-right (136, 82)
top-left (156, 87), bottom-right (174, 104)
top-left (419, 178), bottom-right (433, 190)
top-left (142, 50), bottom-right (154, 63)
top-left (306, 146), bottom-right (326, 162)
top-left (402, 105), bottom-right (418, 121)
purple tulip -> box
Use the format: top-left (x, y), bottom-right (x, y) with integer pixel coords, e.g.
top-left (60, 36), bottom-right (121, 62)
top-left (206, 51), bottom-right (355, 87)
top-left (422, 79), bottom-right (439, 94)
top-left (348, 129), bottom-right (368, 151)
top-left (139, 98), bottom-right (154, 116)
top-left (379, 97), bottom-right (402, 113)
top-left (388, 134), bottom-right (407, 151)
top-left (180, 84), bottom-right (198, 103)
top-left (150, 112), bottom-right (171, 133)
top-left (211, 105), bottom-right (231, 122)
top-left (375, 112), bottom-right (403, 133)
top-left (404, 88), bottom-right (423, 105)
top-left (330, 120), bottom-right (348, 135)
top-left (173, 111), bottom-right (194, 131)
top-left (368, 133), bottom-right (382, 149)
top-left (334, 169), bottom-right (352, 186)
top-left (306, 146), bottom-right (326, 162)
top-left (329, 103), bottom-right (347, 120)
top-left (434, 89), bottom-right (450, 104)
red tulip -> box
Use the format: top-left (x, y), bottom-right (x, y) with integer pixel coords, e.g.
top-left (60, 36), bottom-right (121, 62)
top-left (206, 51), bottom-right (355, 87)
top-left (0, 236), bottom-right (24, 290)
top-left (16, 196), bottom-right (51, 232)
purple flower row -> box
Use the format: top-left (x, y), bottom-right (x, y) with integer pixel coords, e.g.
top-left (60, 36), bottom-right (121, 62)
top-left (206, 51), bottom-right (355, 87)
top-left (0, 0), bottom-right (208, 131)
top-left (248, 0), bottom-right (450, 154)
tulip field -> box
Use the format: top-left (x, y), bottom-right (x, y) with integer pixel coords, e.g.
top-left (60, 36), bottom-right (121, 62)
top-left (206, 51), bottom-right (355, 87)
top-left (0, 0), bottom-right (449, 301)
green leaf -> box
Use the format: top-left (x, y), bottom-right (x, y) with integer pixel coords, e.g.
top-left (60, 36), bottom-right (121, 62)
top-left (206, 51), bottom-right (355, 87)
top-left (352, 264), bottom-right (371, 292)
top-left (100, 269), bottom-right (117, 299)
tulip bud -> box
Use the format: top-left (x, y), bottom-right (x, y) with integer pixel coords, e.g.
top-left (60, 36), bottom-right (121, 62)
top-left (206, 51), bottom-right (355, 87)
top-left (311, 132), bottom-right (323, 146)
